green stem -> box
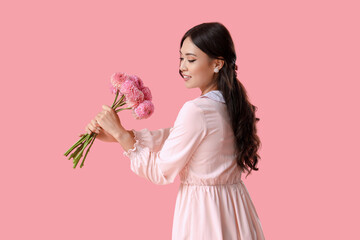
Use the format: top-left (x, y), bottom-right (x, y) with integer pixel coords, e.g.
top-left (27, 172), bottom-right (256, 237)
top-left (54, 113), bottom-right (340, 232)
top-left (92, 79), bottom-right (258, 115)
top-left (116, 107), bottom-right (132, 113)
top-left (113, 95), bottom-right (125, 109)
top-left (111, 90), bottom-right (120, 108)
top-left (68, 143), bottom-right (83, 160)
top-left (113, 101), bottom-right (123, 110)
top-left (114, 102), bottom-right (127, 112)
top-left (73, 134), bottom-right (93, 168)
top-left (64, 134), bottom-right (88, 156)
top-left (79, 134), bottom-right (97, 168)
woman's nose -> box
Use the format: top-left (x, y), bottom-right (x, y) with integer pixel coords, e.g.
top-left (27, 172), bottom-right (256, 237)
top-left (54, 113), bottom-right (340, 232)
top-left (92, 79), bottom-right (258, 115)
top-left (179, 61), bottom-right (187, 72)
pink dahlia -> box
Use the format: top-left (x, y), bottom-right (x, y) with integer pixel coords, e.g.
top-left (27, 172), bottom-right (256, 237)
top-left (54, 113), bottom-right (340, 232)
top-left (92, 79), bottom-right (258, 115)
top-left (120, 80), bottom-right (144, 107)
top-left (141, 86), bottom-right (152, 101)
top-left (109, 83), bottom-right (118, 94)
top-left (132, 100), bottom-right (154, 119)
top-left (129, 74), bottom-right (144, 90)
top-left (126, 89), bottom-right (145, 108)
top-left (111, 72), bottom-right (129, 90)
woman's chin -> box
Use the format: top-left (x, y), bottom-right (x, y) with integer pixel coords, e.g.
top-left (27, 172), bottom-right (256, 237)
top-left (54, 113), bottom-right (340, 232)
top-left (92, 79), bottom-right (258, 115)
top-left (184, 82), bottom-right (192, 88)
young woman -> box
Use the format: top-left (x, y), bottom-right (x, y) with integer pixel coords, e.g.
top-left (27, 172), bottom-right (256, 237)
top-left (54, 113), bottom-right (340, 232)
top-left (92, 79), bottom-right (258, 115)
top-left (86, 22), bottom-right (265, 240)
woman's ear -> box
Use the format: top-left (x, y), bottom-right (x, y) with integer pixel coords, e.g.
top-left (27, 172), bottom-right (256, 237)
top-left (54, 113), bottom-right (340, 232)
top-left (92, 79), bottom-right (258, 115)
top-left (213, 58), bottom-right (224, 70)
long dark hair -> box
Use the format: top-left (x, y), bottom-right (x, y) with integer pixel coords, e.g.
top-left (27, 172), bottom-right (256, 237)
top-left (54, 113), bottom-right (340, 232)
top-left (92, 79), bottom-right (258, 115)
top-left (179, 22), bottom-right (262, 178)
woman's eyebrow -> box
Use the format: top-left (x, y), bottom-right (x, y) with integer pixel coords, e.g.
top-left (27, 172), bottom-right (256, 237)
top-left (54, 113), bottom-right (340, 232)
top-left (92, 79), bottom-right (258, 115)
top-left (179, 50), bottom-right (197, 56)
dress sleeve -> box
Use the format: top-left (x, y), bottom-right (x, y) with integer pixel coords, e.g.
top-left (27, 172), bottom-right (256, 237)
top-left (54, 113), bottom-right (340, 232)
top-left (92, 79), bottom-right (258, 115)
top-left (128, 127), bottom-right (171, 153)
top-left (122, 101), bottom-right (207, 185)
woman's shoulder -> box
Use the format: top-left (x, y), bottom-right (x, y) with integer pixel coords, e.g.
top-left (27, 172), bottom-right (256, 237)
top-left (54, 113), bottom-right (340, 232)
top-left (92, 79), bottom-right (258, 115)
top-left (185, 96), bottom-right (218, 108)
top-left (178, 99), bottom-right (204, 117)
top-left (184, 96), bottom-right (224, 115)
top-left (174, 99), bottom-right (214, 128)
top-left (172, 99), bottom-right (207, 134)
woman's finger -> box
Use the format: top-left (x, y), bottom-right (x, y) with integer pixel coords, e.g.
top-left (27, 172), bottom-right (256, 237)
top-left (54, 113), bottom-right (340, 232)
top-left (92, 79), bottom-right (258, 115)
top-left (85, 125), bottom-right (91, 135)
top-left (91, 119), bottom-right (100, 128)
top-left (86, 122), bottom-right (99, 134)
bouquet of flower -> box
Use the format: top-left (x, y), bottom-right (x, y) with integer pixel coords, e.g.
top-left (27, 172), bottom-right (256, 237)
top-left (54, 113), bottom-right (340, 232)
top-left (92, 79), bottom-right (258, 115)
top-left (64, 72), bottom-right (154, 169)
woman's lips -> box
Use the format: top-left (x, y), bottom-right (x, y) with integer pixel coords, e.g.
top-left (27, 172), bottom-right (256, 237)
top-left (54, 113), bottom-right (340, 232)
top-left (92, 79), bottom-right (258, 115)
top-left (183, 75), bottom-right (192, 81)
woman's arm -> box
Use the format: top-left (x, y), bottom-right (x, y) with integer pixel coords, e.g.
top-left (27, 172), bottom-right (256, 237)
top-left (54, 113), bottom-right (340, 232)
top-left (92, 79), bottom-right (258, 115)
top-left (85, 104), bottom-right (136, 146)
top-left (85, 118), bottom-right (135, 145)
top-left (127, 127), bottom-right (171, 152)
top-left (113, 129), bottom-right (137, 152)
top-left (122, 101), bottom-right (207, 185)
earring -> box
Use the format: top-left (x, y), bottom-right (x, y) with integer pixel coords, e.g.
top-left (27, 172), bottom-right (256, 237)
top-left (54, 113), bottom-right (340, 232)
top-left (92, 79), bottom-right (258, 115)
top-left (214, 67), bottom-right (219, 73)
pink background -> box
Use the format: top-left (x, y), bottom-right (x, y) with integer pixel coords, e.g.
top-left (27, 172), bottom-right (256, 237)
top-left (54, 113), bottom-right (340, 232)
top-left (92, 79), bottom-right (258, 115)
top-left (1, 0), bottom-right (359, 239)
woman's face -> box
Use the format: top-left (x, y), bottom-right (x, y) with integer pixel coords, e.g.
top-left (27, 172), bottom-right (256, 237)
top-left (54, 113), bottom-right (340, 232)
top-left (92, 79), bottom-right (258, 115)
top-left (179, 37), bottom-right (223, 95)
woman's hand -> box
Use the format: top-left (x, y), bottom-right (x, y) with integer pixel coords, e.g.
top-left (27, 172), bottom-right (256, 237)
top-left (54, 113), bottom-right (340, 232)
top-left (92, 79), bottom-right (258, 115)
top-left (84, 116), bottom-right (116, 142)
top-left (94, 105), bottom-right (126, 139)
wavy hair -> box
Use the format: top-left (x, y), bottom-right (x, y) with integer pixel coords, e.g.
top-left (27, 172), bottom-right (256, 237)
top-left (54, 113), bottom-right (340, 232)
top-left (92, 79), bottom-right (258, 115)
top-left (179, 22), bottom-right (262, 178)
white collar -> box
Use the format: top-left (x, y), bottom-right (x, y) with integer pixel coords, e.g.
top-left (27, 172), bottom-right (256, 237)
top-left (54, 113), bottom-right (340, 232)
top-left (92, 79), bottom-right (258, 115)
top-left (199, 90), bottom-right (225, 103)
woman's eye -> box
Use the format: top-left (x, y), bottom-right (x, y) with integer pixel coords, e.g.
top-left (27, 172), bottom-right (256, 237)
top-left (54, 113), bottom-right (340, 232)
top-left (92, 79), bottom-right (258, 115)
top-left (179, 58), bottom-right (195, 63)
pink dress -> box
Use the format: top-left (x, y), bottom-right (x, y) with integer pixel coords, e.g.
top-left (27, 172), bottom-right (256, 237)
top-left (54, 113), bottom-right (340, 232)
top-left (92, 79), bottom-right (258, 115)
top-left (123, 90), bottom-right (265, 240)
